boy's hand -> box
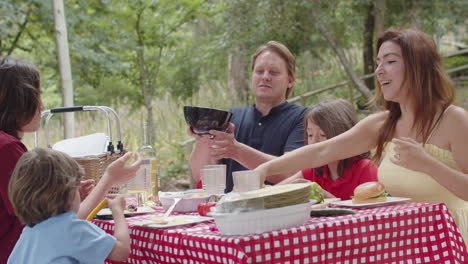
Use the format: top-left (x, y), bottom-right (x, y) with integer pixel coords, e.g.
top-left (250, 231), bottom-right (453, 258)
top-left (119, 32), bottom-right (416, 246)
top-left (102, 152), bottom-right (142, 186)
top-left (106, 194), bottom-right (126, 213)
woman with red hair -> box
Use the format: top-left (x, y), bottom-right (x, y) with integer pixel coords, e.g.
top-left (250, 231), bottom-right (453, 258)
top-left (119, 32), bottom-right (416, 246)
top-left (255, 29), bottom-right (468, 246)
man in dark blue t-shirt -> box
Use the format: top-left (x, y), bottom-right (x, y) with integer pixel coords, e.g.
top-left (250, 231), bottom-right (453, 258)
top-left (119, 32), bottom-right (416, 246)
top-left (189, 41), bottom-right (306, 192)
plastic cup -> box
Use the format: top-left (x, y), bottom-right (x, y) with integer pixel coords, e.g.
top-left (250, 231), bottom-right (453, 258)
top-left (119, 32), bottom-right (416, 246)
top-left (204, 164), bottom-right (226, 179)
top-left (232, 170), bottom-right (261, 192)
top-left (126, 191), bottom-right (146, 207)
top-left (201, 167), bottom-right (226, 195)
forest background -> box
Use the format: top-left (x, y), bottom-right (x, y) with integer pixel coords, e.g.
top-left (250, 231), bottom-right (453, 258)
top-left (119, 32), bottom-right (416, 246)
top-left (1, 0), bottom-right (467, 190)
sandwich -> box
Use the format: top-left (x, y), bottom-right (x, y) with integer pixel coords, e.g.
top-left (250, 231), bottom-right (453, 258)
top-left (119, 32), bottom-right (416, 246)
top-left (352, 181), bottom-right (388, 204)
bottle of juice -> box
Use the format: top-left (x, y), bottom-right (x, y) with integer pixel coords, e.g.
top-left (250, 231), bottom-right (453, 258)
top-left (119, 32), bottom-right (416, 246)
top-left (126, 122), bottom-right (159, 205)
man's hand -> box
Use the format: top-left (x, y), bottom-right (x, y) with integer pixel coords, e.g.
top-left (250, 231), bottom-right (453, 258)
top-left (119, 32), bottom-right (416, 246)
top-left (206, 123), bottom-right (238, 160)
top-left (187, 127), bottom-right (213, 144)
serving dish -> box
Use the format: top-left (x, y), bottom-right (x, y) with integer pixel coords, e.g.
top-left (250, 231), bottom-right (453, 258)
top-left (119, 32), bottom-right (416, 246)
top-left (209, 201), bottom-right (313, 235)
top-left (133, 215), bottom-right (212, 229)
top-left (159, 189), bottom-right (209, 212)
top-left (331, 197), bottom-right (411, 208)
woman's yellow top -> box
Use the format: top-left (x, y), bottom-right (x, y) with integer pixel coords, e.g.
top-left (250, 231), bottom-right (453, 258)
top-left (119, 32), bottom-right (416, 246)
top-left (379, 142), bottom-right (468, 247)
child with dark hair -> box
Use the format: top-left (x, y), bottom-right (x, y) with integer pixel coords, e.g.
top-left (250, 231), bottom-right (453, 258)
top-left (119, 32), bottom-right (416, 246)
top-left (8, 148), bottom-right (131, 263)
top-left (279, 99), bottom-right (378, 200)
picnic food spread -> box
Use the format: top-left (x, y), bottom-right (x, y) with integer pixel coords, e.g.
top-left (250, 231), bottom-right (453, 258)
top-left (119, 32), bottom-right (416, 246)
top-left (352, 181), bottom-right (388, 204)
top-left (308, 182), bottom-right (324, 203)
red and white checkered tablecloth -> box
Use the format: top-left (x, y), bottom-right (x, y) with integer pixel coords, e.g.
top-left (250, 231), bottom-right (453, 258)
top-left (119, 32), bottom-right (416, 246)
top-left (92, 202), bottom-right (468, 264)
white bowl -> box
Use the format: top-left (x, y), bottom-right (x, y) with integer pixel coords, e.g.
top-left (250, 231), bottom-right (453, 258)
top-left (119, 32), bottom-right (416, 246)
top-left (209, 201), bottom-right (312, 235)
top-left (159, 189), bottom-right (209, 212)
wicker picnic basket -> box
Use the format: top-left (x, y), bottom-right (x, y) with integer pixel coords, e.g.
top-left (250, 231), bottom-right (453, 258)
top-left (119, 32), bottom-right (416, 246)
top-left (36, 106), bottom-right (126, 193)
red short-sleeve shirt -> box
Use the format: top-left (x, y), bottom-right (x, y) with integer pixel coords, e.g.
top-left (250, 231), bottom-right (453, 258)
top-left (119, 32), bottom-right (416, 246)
top-left (0, 131), bottom-right (27, 263)
top-left (301, 159), bottom-right (378, 200)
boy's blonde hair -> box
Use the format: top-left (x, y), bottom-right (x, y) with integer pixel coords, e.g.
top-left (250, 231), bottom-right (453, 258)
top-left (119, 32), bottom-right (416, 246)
top-left (8, 148), bottom-right (82, 227)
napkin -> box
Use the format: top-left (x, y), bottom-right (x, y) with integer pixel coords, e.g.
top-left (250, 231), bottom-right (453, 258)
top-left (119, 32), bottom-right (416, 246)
top-left (53, 133), bottom-right (108, 158)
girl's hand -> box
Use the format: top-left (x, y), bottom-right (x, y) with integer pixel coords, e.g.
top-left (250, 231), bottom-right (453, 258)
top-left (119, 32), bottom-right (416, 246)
top-left (102, 152), bottom-right (142, 186)
top-left (254, 164), bottom-right (268, 184)
top-left (79, 179), bottom-right (95, 200)
top-left (390, 137), bottom-right (434, 173)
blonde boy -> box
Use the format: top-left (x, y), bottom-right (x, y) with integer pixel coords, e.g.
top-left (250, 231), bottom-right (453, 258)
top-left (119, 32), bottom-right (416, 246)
top-left (8, 148), bottom-right (131, 263)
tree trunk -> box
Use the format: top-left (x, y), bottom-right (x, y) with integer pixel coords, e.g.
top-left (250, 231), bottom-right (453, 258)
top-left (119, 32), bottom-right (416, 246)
top-left (228, 46), bottom-right (249, 103)
top-left (363, 2), bottom-right (375, 90)
top-left (310, 8), bottom-right (373, 101)
top-left (135, 7), bottom-right (162, 146)
top-left (146, 47), bottom-right (163, 146)
top-left (407, 0), bottom-right (422, 29)
top-left (374, 0), bottom-right (386, 39)
top-left (52, 0), bottom-right (74, 138)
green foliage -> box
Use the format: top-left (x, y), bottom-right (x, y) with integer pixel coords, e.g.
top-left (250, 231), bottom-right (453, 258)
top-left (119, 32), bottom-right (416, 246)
top-left (386, 0), bottom-right (468, 34)
top-left (445, 55), bottom-right (468, 70)
top-left (5, 0), bottom-right (468, 188)
top-left (158, 139), bottom-right (190, 187)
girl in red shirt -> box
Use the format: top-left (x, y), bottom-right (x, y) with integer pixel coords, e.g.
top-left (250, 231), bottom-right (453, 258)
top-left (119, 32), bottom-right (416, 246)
top-left (279, 99), bottom-right (378, 200)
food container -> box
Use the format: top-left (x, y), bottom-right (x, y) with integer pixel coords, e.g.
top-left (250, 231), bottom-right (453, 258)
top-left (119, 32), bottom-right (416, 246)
top-left (159, 189), bottom-right (209, 212)
top-left (209, 201), bottom-right (312, 235)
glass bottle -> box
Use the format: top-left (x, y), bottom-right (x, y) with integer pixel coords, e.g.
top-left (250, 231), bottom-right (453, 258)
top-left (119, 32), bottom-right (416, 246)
top-left (138, 122), bottom-right (159, 198)
top-left (126, 122), bottom-right (159, 205)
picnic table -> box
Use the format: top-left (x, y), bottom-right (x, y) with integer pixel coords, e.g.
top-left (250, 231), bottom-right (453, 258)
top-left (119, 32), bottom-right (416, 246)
top-left (92, 202), bottom-right (467, 264)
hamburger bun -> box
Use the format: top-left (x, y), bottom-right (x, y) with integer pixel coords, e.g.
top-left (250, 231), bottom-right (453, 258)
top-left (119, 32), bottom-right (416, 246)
top-left (352, 181), bottom-right (387, 204)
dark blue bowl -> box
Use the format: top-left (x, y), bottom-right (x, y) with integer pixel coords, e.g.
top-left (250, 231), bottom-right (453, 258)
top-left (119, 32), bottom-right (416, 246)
top-left (183, 106), bottom-right (232, 135)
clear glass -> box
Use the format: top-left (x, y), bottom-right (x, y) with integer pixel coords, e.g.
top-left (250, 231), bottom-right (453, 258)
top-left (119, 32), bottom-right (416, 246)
top-left (201, 167), bottom-right (226, 195)
top-left (232, 170), bottom-right (261, 192)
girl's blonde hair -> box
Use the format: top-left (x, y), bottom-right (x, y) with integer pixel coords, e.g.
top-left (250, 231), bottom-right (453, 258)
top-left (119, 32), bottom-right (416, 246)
top-left (8, 148), bottom-right (82, 226)
top-left (305, 99), bottom-right (370, 178)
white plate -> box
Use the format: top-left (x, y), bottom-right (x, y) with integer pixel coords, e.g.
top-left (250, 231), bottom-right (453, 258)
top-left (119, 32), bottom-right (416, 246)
top-left (133, 215), bottom-right (212, 229)
top-left (331, 197), bottom-right (411, 208)
top-left (311, 198), bottom-right (341, 209)
top-left (97, 206), bottom-right (156, 216)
